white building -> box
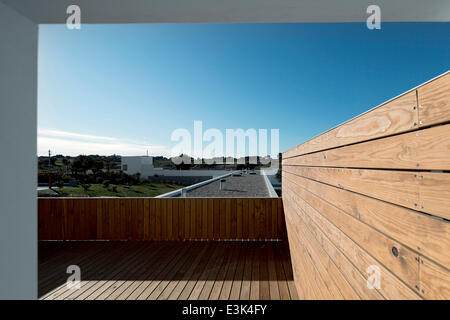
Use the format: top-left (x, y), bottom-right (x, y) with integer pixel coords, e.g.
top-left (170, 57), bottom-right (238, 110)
top-left (121, 156), bottom-right (155, 176)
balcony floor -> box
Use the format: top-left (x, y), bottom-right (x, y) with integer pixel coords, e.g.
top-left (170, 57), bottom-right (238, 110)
top-left (39, 241), bottom-right (298, 300)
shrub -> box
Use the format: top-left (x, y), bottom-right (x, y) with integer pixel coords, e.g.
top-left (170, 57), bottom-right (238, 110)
top-left (103, 180), bottom-right (110, 187)
top-left (81, 183), bottom-right (91, 191)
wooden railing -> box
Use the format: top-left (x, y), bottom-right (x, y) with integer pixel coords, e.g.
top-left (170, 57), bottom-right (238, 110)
top-left (282, 71), bottom-right (450, 300)
top-left (38, 198), bottom-right (286, 241)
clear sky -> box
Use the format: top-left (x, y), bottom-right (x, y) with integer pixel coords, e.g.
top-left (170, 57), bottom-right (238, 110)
top-left (38, 23), bottom-right (450, 157)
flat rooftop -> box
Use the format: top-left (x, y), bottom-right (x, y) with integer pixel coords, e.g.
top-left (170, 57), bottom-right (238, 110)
top-left (183, 174), bottom-right (270, 198)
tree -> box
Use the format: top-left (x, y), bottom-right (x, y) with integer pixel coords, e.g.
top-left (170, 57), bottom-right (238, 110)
top-left (72, 155), bottom-right (95, 175)
top-left (81, 183), bottom-right (91, 191)
top-left (92, 159), bottom-right (104, 175)
top-left (62, 158), bottom-right (70, 173)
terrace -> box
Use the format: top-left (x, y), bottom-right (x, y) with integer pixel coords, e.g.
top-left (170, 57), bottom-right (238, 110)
top-left (38, 197), bottom-right (294, 300)
top-left (38, 72), bottom-right (450, 300)
top-left (39, 241), bottom-right (297, 300)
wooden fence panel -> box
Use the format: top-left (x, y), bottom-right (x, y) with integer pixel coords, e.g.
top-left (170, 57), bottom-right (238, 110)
top-left (38, 198), bottom-right (285, 241)
top-left (283, 71), bottom-right (450, 300)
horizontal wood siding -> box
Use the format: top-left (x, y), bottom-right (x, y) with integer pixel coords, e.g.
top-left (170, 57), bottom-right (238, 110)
top-left (38, 198), bottom-right (285, 241)
top-left (282, 71), bottom-right (450, 300)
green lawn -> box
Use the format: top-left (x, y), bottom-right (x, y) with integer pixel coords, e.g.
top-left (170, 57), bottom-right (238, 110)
top-left (39, 183), bottom-right (182, 197)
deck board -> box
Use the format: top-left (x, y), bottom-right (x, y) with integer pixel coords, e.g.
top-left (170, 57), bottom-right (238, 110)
top-left (39, 241), bottom-right (297, 300)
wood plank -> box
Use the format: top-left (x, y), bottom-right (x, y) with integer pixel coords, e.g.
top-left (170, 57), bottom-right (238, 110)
top-left (283, 177), bottom-right (420, 291)
top-left (284, 205), bottom-right (338, 299)
top-left (273, 243), bottom-right (293, 300)
top-left (172, 198), bottom-right (179, 241)
top-left (161, 198), bottom-right (167, 240)
top-left (285, 200), bottom-right (381, 299)
top-left (202, 198), bottom-right (208, 239)
top-left (198, 243), bottom-right (228, 300)
top-left (196, 198), bottom-right (202, 240)
top-left (279, 244), bottom-right (299, 300)
top-left (160, 244), bottom-right (205, 300)
top-left (219, 243), bottom-right (241, 300)
top-left (131, 199), bottom-right (138, 240)
top-left (132, 244), bottom-right (193, 300)
top-left (254, 199), bottom-right (261, 240)
top-left (86, 243), bottom-right (167, 300)
top-left (209, 243), bottom-right (236, 300)
top-left (45, 242), bottom-right (137, 300)
top-left (283, 124), bottom-right (450, 171)
top-left (207, 198), bottom-right (214, 240)
top-left (125, 199), bottom-right (132, 240)
top-left (143, 199), bottom-right (150, 240)
top-left (271, 200), bottom-right (277, 240)
top-left (284, 201), bottom-right (361, 299)
top-left (155, 199), bottom-right (161, 240)
top-left (283, 166), bottom-right (419, 215)
top-left (125, 243), bottom-right (189, 300)
top-left (177, 244), bottom-right (216, 300)
top-left (213, 199), bottom-right (220, 240)
top-left (79, 242), bottom-right (159, 300)
top-left (229, 243), bottom-right (247, 300)
top-left (120, 199), bottom-right (126, 240)
top-left (267, 243), bottom-right (281, 300)
top-left (149, 199), bottom-right (156, 240)
top-left (284, 171), bottom-right (450, 267)
top-left (419, 172), bottom-right (450, 221)
top-left (190, 199), bottom-right (196, 240)
top-left (283, 90), bottom-right (418, 158)
top-left (259, 243), bottom-right (270, 299)
top-left (277, 199), bottom-right (284, 240)
top-left (189, 244), bottom-right (226, 300)
top-left (419, 256), bottom-right (450, 300)
top-left (231, 199), bottom-right (237, 239)
top-left (178, 199), bottom-right (185, 240)
top-left (265, 199), bottom-right (272, 240)
top-left (418, 72), bottom-right (450, 128)
top-left (240, 242), bottom-right (254, 300)
top-left (260, 200), bottom-right (266, 240)
top-left (237, 199), bottom-right (243, 239)
top-left (220, 199), bottom-right (226, 240)
top-left (242, 199), bottom-right (249, 239)
top-left (284, 186), bottom-right (421, 299)
top-left (249, 242), bottom-right (260, 300)
top-left (167, 198), bottom-right (173, 240)
top-left (225, 199), bottom-right (231, 240)
top-left (148, 244), bottom-right (204, 300)
top-left (248, 199), bottom-right (255, 240)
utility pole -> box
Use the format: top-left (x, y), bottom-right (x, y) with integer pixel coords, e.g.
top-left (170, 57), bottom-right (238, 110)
top-left (48, 149), bottom-right (51, 171)
top-left (48, 149), bottom-right (52, 189)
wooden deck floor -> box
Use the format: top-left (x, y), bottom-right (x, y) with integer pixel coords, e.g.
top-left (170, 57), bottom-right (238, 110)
top-left (39, 241), bottom-right (298, 300)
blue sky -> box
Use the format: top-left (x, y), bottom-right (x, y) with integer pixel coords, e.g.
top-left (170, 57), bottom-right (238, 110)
top-left (38, 23), bottom-right (450, 156)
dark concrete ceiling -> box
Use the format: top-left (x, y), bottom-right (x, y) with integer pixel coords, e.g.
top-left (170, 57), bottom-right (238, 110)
top-left (2, 0), bottom-right (450, 24)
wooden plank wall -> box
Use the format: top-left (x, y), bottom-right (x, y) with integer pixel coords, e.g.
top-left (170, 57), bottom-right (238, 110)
top-left (282, 71), bottom-right (450, 300)
top-left (38, 198), bottom-right (286, 241)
